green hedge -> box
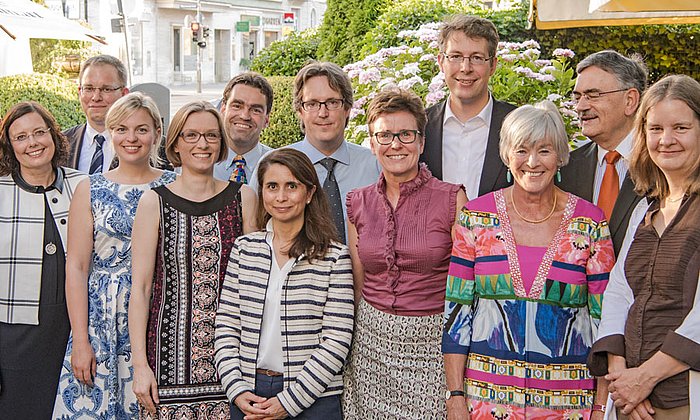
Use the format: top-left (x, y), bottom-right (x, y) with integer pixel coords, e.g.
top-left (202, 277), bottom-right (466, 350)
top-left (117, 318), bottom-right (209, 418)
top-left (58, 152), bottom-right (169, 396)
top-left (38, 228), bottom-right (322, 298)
top-left (0, 73), bottom-right (84, 130)
top-left (535, 24), bottom-right (700, 82)
top-left (260, 76), bottom-right (303, 149)
top-left (251, 30), bottom-right (320, 76)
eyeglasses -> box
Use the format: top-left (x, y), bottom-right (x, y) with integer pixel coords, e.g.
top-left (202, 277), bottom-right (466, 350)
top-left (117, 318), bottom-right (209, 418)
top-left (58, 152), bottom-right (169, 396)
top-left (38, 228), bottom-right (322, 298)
top-left (571, 88), bottom-right (630, 102)
top-left (441, 54), bottom-right (492, 66)
top-left (300, 99), bottom-right (345, 112)
top-left (12, 127), bottom-right (51, 143)
top-left (179, 130), bottom-right (222, 143)
top-left (373, 130), bottom-right (422, 145)
top-left (79, 85), bottom-right (124, 95)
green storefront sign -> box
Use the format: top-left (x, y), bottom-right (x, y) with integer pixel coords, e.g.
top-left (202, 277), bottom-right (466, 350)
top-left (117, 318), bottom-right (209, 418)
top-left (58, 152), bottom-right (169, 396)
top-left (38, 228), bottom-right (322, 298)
top-left (235, 21), bottom-right (250, 32)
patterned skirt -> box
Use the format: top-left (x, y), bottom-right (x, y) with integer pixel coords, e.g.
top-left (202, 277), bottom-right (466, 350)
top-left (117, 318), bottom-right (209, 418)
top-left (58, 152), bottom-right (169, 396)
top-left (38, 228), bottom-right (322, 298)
top-left (343, 299), bottom-right (446, 420)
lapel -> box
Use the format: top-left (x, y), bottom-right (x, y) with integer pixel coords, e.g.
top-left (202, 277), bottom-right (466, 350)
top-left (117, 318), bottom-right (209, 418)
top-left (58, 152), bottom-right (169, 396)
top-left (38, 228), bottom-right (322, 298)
top-left (559, 142), bottom-right (597, 201)
top-left (609, 174), bottom-right (641, 249)
top-left (421, 101), bottom-right (446, 180)
top-left (478, 100), bottom-right (514, 196)
top-left (69, 124), bottom-right (87, 169)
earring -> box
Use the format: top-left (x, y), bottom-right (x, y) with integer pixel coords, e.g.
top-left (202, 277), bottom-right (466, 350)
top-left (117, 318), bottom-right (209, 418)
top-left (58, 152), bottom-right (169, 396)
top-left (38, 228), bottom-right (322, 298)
top-left (556, 169), bottom-right (562, 183)
top-left (506, 169), bottom-right (512, 183)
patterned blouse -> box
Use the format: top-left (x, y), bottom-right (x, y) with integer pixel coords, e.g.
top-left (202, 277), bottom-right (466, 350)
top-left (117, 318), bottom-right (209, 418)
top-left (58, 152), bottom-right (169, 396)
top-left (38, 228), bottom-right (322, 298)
top-left (442, 190), bottom-right (615, 418)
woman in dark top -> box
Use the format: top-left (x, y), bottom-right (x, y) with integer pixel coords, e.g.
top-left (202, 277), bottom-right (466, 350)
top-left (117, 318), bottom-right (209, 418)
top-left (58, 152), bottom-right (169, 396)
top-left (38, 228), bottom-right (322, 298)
top-left (589, 74), bottom-right (700, 420)
top-left (0, 101), bottom-right (86, 418)
top-left (129, 101), bottom-right (256, 419)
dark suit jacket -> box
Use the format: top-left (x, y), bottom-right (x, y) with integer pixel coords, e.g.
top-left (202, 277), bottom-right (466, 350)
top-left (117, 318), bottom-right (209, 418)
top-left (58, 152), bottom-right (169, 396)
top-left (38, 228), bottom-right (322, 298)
top-left (63, 124), bottom-right (171, 171)
top-left (557, 141), bottom-right (642, 256)
top-left (420, 99), bottom-right (517, 197)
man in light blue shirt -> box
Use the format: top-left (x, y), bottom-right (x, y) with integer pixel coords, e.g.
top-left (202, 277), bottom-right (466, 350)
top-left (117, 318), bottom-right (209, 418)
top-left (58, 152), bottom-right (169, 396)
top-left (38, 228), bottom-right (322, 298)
top-left (214, 72), bottom-right (273, 183)
top-left (252, 62), bottom-right (380, 243)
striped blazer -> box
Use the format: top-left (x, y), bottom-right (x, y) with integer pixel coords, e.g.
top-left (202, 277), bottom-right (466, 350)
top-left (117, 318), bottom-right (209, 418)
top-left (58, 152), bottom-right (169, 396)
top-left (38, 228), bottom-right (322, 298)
top-left (0, 167), bottom-right (86, 324)
top-left (214, 231), bottom-right (355, 417)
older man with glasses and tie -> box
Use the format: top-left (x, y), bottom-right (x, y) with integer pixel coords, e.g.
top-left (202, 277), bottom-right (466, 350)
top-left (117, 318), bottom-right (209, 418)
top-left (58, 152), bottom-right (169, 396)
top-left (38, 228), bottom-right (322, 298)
top-left (558, 50), bottom-right (648, 256)
top-left (63, 55), bottom-right (129, 174)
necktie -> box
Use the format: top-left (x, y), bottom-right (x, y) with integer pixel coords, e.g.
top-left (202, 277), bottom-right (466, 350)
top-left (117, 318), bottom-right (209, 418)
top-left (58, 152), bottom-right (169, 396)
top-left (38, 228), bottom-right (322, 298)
top-left (230, 154), bottom-right (247, 184)
top-left (598, 150), bottom-right (621, 221)
top-left (89, 134), bottom-right (106, 174)
top-left (319, 157), bottom-right (345, 244)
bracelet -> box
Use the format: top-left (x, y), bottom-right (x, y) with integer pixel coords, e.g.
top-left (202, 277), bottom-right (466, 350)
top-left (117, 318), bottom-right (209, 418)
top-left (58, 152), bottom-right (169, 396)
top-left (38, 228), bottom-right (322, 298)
top-left (591, 404), bottom-right (606, 413)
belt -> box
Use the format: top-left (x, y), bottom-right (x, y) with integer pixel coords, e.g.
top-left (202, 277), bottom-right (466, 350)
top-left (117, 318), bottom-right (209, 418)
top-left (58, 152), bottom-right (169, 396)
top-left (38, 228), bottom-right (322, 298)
top-left (256, 368), bottom-right (283, 377)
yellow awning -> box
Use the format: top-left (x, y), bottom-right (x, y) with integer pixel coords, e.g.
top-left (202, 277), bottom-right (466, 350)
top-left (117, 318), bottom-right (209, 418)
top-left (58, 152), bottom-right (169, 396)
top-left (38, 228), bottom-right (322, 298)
top-left (590, 0), bottom-right (700, 13)
top-left (533, 0), bottom-right (700, 29)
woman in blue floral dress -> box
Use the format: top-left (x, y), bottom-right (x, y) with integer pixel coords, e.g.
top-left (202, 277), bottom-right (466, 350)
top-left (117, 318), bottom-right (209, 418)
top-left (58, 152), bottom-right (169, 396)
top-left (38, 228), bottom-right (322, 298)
top-left (53, 93), bottom-right (175, 419)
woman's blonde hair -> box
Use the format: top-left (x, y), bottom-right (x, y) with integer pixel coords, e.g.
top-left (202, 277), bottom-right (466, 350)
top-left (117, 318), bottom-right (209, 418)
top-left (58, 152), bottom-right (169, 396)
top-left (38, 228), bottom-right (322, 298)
top-left (629, 74), bottom-right (700, 199)
top-left (105, 92), bottom-right (163, 166)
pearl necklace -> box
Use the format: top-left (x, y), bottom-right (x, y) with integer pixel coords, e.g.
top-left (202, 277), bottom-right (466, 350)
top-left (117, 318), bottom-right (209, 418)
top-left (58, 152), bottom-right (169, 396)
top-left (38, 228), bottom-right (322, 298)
top-left (510, 189), bottom-right (557, 224)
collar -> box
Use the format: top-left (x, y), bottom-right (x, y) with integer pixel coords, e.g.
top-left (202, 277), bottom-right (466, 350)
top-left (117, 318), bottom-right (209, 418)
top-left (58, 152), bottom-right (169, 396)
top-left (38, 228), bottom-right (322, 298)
top-left (298, 138), bottom-right (350, 166)
top-left (12, 167), bottom-right (64, 193)
top-left (85, 124), bottom-right (110, 145)
top-left (376, 163), bottom-right (433, 199)
top-left (595, 131), bottom-right (634, 167)
top-left (264, 219), bottom-right (305, 261)
top-left (443, 93), bottom-right (493, 128)
top-left (224, 142), bottom-right (265, 170)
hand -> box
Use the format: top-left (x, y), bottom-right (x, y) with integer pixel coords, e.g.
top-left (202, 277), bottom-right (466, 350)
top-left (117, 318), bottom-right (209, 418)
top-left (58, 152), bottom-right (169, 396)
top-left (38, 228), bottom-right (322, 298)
top-left (71, 339), bottom-right (96, 386)
top-left (234, 391), bottom-right (268, 417)
top-left (244, 397), bottom-right (288, 419)
top-left (133, 364), bottom-right (159, 414)
top-left (627, 399), bottom-right (655, 420)
top-left (447, 396), bottom-right (469, 420)
top-left (606, 367), bottom-right (655, 414)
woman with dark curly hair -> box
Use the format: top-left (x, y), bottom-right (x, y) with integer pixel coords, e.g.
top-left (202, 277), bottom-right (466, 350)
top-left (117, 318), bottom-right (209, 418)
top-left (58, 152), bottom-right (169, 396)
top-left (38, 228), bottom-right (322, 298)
top-left (0, 101), bottom-right (86, 418)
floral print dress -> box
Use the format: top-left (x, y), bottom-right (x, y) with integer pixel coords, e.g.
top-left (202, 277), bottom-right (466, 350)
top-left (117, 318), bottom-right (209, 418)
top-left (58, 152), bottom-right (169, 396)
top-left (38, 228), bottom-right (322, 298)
top-left (54, 171), bottom-right (175, 419)
top-left (442, 190), bottom-right (615, 420)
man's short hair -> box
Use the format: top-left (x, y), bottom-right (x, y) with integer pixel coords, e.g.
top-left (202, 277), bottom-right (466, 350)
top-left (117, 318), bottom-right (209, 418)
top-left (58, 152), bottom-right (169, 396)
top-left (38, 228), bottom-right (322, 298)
top-left (221, 72), bottom-right (274, 114)
top-left (79, 55), bottom-right (128, 87)
top-left (293, 61), bottom-right (353, 113)
top-left (577, 50), bottom-right (648, 99)
top-left (439, 15), bottom-right (499, 59)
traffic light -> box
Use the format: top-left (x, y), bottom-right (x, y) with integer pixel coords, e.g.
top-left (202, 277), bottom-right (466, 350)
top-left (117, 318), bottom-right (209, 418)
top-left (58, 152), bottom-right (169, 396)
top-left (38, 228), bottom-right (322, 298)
top-left (203, 26), bottom-right (210, 38)
top-left (190, 21), bottom-right (201, 42)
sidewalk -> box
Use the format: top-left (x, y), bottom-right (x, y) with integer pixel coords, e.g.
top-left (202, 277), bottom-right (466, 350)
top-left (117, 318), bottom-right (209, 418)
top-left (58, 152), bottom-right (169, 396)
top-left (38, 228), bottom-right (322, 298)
top-left (168, 82), bottom-right (227, 118)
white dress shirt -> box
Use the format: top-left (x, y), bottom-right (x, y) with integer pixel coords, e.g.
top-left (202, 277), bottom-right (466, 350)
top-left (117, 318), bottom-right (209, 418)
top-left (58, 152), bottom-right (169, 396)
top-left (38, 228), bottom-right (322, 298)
top-left (441, 95), bottom-right (493, 200)
top-left (78, 125), bottom-right (114, 174)
top-left (257, 220), bottom-right (295, 373)
top-left (592, 131), bottom-right (634, 205)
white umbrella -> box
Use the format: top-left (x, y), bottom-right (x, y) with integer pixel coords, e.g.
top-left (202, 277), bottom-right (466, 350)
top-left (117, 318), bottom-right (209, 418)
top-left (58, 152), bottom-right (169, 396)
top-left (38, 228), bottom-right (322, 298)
top-left (0, 0), bottom-right (105, 43)
top-left (589, 0), bottom-right (700, 13)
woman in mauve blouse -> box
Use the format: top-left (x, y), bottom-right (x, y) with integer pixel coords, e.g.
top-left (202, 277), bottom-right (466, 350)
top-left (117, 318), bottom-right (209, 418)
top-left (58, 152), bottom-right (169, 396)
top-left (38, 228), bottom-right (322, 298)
top-left (342, 88), bottom-right (467, 419)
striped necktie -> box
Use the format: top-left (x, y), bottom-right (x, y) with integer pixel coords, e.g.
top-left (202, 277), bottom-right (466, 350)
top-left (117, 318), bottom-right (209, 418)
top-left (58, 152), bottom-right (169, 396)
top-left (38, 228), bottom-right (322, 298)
top-left (89, 134), bottom-right (106, 174)
top-left (229, 154), bottom-right (247, 184)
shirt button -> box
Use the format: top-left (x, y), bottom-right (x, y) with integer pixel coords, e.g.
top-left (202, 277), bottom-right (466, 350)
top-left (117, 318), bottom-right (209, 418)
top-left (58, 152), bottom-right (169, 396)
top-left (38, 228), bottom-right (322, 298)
top-left (60, 219), bottom-right (67, 225)
top-left (52, 197), bottom-right (58, 204)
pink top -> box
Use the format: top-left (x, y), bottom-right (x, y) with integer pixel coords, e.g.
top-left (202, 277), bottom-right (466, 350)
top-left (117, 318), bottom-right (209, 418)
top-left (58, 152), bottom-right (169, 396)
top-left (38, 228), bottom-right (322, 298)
top-left (347, 164), bottom-right (463, 316)
top-left (516, 245), bottom-right (547, 294)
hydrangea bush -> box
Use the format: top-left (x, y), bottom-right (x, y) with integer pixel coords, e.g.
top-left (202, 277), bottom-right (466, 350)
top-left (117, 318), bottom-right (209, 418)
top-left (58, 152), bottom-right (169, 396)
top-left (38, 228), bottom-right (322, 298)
top-left (344, 22), bottom-right (584, 146)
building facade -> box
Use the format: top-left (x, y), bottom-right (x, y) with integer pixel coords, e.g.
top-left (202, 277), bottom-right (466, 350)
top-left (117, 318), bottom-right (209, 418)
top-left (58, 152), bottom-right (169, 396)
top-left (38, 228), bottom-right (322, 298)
top-left (47, 0), bottom-right (326, 86)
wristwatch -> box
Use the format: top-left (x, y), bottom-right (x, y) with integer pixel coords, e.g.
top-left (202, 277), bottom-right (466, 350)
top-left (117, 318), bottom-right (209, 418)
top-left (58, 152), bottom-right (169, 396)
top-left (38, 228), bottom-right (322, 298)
top-left (445, 390), bottom-right (465, 400)
top-left (591, 404), bottom-right (606, 414)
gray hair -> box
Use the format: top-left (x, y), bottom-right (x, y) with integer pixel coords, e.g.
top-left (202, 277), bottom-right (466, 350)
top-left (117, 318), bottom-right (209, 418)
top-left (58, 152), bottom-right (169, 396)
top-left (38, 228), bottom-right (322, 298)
top-left (577, 50), bottom-right (648, 99)
top-left (499, 100), bottom-right (570, 167)
top-left (79, 54), bottom-right (128, 87)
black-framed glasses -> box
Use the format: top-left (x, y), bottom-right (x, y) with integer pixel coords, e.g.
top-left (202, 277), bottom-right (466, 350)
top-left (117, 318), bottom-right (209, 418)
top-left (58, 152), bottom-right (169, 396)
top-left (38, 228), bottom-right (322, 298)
top-left (442, 53), bottom-right (493, 66)
top-left (179, 130), bottom-right (222, 143)
top-left (300, 99), bottom-right (345, 112)
top-left (571, 88), bottom-right (630, 102)
top-left (79, 85), bottom-right (125, 95)
top-left (12, 127), bottom-right (51, 143)
top-left (373, 130), bottom-right (422, 145)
